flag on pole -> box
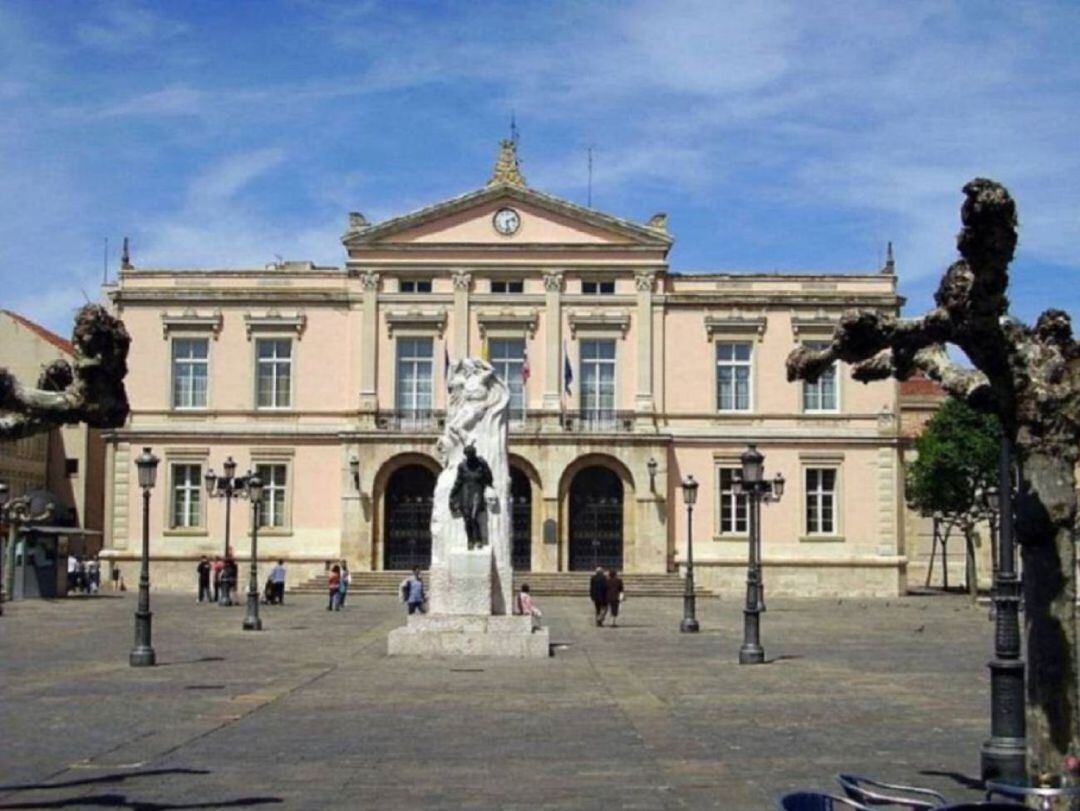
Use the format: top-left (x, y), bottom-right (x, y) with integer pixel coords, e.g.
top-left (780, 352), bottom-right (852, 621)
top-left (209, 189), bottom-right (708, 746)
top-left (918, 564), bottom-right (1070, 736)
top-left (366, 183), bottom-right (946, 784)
top-left (481, 336), bottom-right (491, 363)
top-left (563, 340), bottom-right (573, 397)
top-left (444, 344), bottom-right (451, 391)
top-left (522, 345), bottom-right (530, 385)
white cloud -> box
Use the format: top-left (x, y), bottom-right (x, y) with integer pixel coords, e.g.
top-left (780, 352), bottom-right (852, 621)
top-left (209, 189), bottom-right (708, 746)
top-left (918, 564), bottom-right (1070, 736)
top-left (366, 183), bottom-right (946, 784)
top-left (76, 1), bottom-right (188, 52)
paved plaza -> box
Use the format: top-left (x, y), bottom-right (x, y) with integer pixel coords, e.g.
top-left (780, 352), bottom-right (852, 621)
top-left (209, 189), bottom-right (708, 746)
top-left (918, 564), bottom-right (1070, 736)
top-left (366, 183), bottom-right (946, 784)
top-left (2, 590), bottom-right (994, 809)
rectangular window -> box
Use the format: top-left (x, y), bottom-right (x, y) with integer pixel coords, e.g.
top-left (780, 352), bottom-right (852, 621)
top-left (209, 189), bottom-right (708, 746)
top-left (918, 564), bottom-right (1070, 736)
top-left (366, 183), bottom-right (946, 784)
top-left (582, 280), bottom-right (615, 295)
top-left (171, 338), bottom-right (208, 409)
top-left (400, 279), bottom-right (432, 293)
top-left (395, 337), bottom-right (434, 415)
top-left (802, 341), bottom-right (838, 412)
top-left (805, 468), bottom-right (837, 535)
top-left (491, 280), bottom-right (524, 294)
top-left (256, 339), bottom-right (292, 409)
top-left (580, 339), bottom-right (616, 425)
top-left (718, 468), bottom-right (748, 534)
top-left (716, 342), bottom-right (752, 411)
top-left (256, 463), bottom-right (288, 528)
top-left (489, 338), bottom-right (526, 422)
top-left (170, 463), bottom-right (202, 529)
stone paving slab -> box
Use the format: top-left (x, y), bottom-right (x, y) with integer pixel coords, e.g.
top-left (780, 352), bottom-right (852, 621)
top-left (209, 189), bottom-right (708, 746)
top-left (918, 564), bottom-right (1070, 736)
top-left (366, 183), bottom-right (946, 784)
top-left (0, 592), bottom-right (995, 809)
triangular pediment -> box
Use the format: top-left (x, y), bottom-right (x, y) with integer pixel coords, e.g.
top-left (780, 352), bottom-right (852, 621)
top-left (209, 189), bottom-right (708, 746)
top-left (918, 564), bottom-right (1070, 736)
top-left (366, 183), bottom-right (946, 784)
top-left (342, 183), bottom-right (672, 250)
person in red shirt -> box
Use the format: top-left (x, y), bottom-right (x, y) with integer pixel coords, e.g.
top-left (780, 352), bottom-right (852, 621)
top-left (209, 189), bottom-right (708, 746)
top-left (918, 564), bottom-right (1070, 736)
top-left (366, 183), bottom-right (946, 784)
top-left (327, 564), bottom-right (341, 611)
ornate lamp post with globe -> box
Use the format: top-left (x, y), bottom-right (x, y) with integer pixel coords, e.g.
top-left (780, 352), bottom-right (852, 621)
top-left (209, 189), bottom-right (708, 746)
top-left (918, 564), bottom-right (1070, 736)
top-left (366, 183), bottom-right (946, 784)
top-left (242, 474), bottom-right (264, 632)
top-left (680, 474), bottom-right (700, 633)
top-left (205, 457), bottom-right (249, 606)
top-left (130, 447), bottom-right (159, 667)
top-left (735, 444), bottom-right (784, 665)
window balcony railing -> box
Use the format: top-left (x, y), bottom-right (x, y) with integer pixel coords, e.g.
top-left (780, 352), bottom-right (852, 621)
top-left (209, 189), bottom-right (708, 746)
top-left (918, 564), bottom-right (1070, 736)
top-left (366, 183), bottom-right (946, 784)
top-left (376, 409), bottom-right (445, 432)
top-left (561, 409), bottom-right (636, 433)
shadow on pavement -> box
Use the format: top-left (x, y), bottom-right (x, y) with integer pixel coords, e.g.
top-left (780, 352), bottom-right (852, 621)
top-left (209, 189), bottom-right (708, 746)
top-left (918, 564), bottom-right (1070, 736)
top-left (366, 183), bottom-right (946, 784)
top-left (0, 769), bottom-right (210, 792)
top-left (0, 795), bottom-right (282, 809)
top-left (919, 769), bottom-right (985, 790)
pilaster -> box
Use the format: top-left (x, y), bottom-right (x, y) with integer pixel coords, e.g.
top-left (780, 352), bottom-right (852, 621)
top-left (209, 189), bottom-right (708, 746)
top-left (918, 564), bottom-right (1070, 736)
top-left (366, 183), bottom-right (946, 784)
top-left (634, 271), bottom-right (656, 414)
top-left (452, 270), bottom-right (472, 358)
top-left (359, 271), bottom-right (380, 416)
top-left (111, 442), bottom-right (131, 550)
top-left (542, 271), bottom-right (563, 412)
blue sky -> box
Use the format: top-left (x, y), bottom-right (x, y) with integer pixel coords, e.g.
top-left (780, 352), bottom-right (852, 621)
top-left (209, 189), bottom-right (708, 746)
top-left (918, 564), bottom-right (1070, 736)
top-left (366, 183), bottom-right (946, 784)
top-left (2, 1), bottom-right (1078, 335)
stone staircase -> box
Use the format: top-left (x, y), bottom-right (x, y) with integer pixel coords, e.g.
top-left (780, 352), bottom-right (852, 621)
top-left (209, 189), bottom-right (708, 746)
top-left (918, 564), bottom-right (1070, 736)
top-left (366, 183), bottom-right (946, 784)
top-left (293, 570), bottom-right (711, 597)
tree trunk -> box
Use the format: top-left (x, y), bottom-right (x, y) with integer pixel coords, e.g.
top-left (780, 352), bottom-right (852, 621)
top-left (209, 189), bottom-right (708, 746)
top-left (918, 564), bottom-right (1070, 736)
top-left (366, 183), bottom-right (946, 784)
top-left (1017, 449), bottom-right (1079, 779)
top-left (964, 524), bottom-right (978, 600)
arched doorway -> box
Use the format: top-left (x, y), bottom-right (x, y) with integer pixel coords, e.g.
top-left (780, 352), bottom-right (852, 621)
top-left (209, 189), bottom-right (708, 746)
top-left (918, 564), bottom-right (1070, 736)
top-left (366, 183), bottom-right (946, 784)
top-left (383, 465), bottom-right (436, 570)
top-left (569, 466), bottom-right (624, 571)
top-left (510, 466), bottom-right (531, 571)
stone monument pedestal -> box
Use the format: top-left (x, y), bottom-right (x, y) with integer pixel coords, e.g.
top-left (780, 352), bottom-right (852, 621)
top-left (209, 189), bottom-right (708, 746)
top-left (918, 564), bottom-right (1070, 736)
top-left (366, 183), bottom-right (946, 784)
top-left (387, 613), bottom-right (550, 658)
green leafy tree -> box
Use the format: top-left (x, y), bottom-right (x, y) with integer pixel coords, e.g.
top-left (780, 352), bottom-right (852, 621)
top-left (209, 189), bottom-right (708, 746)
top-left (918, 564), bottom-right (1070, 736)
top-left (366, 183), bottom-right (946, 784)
top-left (906, 397), bottom-right (1002, 594)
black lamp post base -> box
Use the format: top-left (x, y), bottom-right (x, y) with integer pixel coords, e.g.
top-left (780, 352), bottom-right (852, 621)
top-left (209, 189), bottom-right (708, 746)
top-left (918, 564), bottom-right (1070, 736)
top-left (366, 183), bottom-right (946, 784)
top-left (980, 739), bottom-right (1027, 782)
top-left (129, 645), bottom-right (156, 667)
top-left (680, 617), bottom-right (700, 633)
top-left (738, 644), bottom-right (764, 665)
top-left (242, 616), bottom-right (263, 631)
top-left (243, 592), bottom-right (262, 630)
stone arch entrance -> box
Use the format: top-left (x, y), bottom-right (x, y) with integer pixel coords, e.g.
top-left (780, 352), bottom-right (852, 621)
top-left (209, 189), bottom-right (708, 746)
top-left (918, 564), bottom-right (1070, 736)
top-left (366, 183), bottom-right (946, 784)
top-left (510, 466), bottom-right (532, 571)
top-left (383, 464), bottom-right (437, 570)
top-left (568, 466), bottom-right (624, 571)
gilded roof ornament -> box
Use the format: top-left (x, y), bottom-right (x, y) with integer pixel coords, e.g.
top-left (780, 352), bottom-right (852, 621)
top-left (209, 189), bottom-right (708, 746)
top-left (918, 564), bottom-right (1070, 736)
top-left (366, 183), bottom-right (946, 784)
top-left (487, 139), bottom-right (527, 187)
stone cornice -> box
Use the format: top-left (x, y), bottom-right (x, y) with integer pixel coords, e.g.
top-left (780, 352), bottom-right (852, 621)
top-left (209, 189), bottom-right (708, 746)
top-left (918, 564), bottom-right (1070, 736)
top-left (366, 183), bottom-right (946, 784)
top-left (667, 293), bottom-right (903, 309)
top-left (790, 309), bottom-right (841, 339)
top-left (703, 311), bottom-right (767, 342)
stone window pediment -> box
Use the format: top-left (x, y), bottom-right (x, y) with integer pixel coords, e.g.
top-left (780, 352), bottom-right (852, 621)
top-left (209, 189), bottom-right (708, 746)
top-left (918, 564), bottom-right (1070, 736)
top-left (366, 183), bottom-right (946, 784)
top-left (160, 309), bottom-right (223, 340)
top-left (567, 309), bottom-right (630, 339)
top-left (791, 310), bottom-right (840, 341)
top-left (477, 309), bottom-right (539, 338)
top-left (385, 307), bottom-right (447, 337)
top-left (244, 310), bottom-right (307, 340)
top-left (703, 310), bottom-right (767, 342)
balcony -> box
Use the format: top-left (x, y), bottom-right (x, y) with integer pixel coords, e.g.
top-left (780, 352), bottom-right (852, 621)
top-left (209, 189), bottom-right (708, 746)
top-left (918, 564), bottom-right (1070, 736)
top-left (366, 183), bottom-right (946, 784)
top-left (561, 409), bottom-right (636, 433)
top-left (375, 409), bottom-right (445, 432)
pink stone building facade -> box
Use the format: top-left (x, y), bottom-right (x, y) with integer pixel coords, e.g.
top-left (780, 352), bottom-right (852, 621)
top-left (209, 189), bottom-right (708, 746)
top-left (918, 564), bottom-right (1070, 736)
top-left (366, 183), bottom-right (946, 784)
top-left (102, 143), bottom-right (907, 596)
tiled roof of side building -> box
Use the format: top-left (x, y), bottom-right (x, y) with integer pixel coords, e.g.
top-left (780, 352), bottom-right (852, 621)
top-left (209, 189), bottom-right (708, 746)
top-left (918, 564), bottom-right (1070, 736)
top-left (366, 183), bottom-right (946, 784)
top-left (1, 310), bottom-right (75, 356)
top-left (899, 375), bottom-right (946, 398)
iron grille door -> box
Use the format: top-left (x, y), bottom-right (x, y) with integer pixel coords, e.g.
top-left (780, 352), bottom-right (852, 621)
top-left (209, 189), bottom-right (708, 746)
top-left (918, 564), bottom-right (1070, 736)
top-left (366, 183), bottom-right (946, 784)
top-left (385, 493), bottom-right (433, 570)
top-left (570, 494), bottom-right (623, 571)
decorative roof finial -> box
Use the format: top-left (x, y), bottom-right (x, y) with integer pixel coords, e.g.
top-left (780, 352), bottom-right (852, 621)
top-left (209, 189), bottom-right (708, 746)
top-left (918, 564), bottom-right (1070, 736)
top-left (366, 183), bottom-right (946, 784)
top-left (121, 236), bottom-right (132, 270)
top-left (883, 241), bottom-right (895, 274)
top-left (488, 139), bottom-right (527, 187)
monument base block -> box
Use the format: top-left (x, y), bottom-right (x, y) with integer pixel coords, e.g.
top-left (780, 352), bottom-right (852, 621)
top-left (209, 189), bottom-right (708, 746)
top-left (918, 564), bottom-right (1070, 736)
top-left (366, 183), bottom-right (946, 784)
top-left (387, 614), bottom-right (550, 658)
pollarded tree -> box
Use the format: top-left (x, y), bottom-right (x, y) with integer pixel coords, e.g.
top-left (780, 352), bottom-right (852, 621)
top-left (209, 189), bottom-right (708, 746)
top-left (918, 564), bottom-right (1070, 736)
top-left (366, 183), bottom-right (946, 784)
top-left (788, 179), bottom-right (1079, 780)
top-left (906, 396), bottom-right (1002, 595)
top-left (0, 304), bottom-right (130, 439)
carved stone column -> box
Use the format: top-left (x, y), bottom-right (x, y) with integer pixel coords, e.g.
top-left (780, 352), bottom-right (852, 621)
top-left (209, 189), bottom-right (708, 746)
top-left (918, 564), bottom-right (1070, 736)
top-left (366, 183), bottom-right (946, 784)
top-left (635, 271), bottom-right (656, 413)
top-left (451, 270), bottom-right (472, 359)
top-left (542, 271), bottom-right (563, 412)
top-left (358, 271), bottom-right (379, 415)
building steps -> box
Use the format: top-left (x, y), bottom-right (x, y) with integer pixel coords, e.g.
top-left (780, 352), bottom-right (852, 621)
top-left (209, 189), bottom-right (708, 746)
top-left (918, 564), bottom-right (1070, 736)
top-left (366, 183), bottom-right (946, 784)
top-left (292, 570), bottom-right (711, 597)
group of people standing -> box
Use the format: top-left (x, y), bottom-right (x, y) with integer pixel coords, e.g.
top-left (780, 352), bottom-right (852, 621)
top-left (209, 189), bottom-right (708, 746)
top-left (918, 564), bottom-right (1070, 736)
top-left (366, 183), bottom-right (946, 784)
top-left (327, 561), bottom-right (351, 611)
top-left (590, 567), bottom-right (625, 627)
top-left (66, 555), bottom-right (101, 595)
top-left (196, 554), bottom-right (238, 604)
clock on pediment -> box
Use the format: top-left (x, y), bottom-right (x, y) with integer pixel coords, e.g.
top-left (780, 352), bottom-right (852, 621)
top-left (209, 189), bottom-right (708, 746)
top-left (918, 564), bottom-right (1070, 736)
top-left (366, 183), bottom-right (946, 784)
top-left (492, 207), bottom-right (521, 236)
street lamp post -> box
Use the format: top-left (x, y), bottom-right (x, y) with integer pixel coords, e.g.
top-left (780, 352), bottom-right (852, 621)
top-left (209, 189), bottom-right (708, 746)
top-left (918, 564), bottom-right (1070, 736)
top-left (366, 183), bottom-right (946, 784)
top-left (981, 439), bottom-right (1026, 781)
top-left (680, 474), bottom-right (700, 633)
top-left (130, 447), bottom-right (159, 667)
top-left (242, 474), bottom-right (264, 632)
top-left (736, 444), bottom-right (784, 665)
top-left (205, 457), bottom-right (248, 606)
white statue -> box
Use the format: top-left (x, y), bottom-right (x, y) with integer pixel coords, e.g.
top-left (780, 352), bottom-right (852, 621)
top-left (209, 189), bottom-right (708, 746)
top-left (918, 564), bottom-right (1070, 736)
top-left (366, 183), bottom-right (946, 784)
top-left (429, 358), bottom-right (512, 614)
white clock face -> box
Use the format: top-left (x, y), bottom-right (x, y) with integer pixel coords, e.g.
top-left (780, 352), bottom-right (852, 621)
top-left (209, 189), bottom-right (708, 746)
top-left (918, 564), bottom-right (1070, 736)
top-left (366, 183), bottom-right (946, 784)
top-left (493, 207), bottom-right (521, 236)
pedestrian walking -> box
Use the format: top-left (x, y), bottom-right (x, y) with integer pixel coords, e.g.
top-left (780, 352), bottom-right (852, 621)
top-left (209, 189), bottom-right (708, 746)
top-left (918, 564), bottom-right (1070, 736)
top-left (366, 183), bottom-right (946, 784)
top-left (589, 566), bottom-right (608, 626)
top-left (327, 564), bottom-right (341, 611)
top-left (517, 583), bottom-right (543, 630)
top-left (269, 559), bottom-right (286, 605)
top-left (605, 569), bottom-right (624, 627)
top-left (338, 561), bottom-right (351, 608)
top-left (87, 556), bottom-right (101, 595)
top-left (212, 556), bottom-right (223, 603)
top-left (66, 554), bottom-right (77, 594)
top-left (221, 555), bottom-right (238, 606)
top-left (196, 556), bottom-right (212, 603)
top-left (402, 567), bottom-right (425, 614)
